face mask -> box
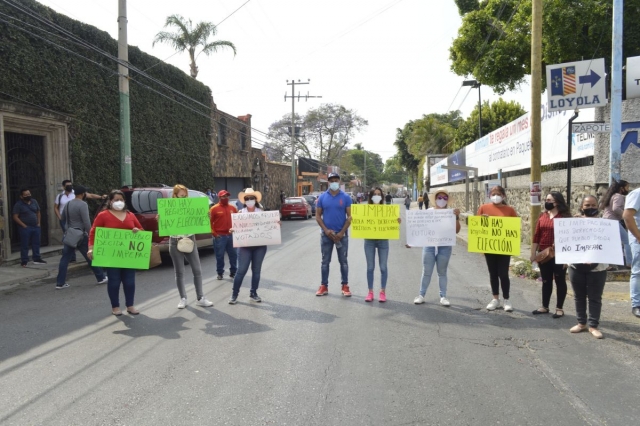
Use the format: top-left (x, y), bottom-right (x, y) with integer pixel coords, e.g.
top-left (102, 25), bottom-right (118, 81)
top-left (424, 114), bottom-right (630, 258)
top-left (436, 199), bottom-right (448, 208)
top-left (220, 198), bottom-right (229, 206)
top-left (491, 195), bottom-right (503, 204)
top-left (371, 195), bottom-right (382, 204)
top-left (245, 200), bottom-right (256, 208)
top-left (582, 208), bottom-right (599, 217)
top-left (329, 182), bottom-right (340, 191)
top-left (544, 202), bottom-right (555, 211)
top-left (65, 185), bottom-right (73, 192)
top-left (112, 201), bottom-right (125, 211)
top-left (22, 196), bottom-right (32, 202)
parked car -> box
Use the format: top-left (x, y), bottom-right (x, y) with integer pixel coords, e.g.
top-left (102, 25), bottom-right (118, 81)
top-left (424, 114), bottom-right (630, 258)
top-left (280, 197), bottom-right (313, 220)
top-left (303, 195), bottom-right (317, 216)
top-left (121, 185), bottom-right (214, 256)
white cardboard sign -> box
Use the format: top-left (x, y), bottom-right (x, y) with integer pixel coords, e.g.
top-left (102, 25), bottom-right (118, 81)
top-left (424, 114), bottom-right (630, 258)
top-left (231, 211), bottom-right (282, 247)
top-left (406, 209), bottom-right (457, 247)
top-left (554, 218), bottom-right (623, 265)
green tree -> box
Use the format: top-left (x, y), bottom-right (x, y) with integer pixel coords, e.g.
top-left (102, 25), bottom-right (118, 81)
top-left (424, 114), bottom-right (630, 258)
top-left (406, 111), bottom-right (463, 159)
top-left (381, 155), bottom-right (406, 185)
top-left (449, 0), bottom-right (640, 94)
top-left (394, 122), bottom-right (421, 175)
top-left (346, 145), bottom-right (384, 188)
top-left (153, 14), bottom-right (237, 79)
top-left (454, 98), bottom-right (526, 150)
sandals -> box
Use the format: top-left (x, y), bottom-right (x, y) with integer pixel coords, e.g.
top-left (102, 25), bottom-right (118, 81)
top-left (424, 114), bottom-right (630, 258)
top-left (552, 309), bottom-right (565, 319)
top-left (532, 307), bottom-right (550, 315)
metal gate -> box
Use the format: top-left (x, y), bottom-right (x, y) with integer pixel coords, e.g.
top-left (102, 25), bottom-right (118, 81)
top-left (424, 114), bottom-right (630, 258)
top-left (4, 132), bottom-right (49, 252)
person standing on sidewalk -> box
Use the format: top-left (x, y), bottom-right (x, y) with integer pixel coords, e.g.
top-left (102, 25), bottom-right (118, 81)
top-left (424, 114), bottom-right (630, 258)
top-left (478, 185), bottom-right (518, 312)
top-left (530, 191), bottom-right (571, 318)
top-left (413, 189), bottom-right (460, 306)
top-left (54, 180), bottom-right (77, 263)
top-left (385, 192), bottom-right (392, 205)
top-left (404, 194), bottom-right (411, 210)
top-left (601, 179), bottom-right (632, 269)
top-left (167, 185), bottom-right (213, 310)
top-left (418, 194), bottom-right (424, 210)
top-left (623, 187), bottom-right (640, 319)
top-left (315, 172), bottom-right (352, 297)
top-left (12, 188), bottom-right (46, 267)
top-left (423, 192), bottom-right (429, 209)
top-left (210, 190), bottom-right (238, 280)
top-left (56, 185), bottom-right (107, 289)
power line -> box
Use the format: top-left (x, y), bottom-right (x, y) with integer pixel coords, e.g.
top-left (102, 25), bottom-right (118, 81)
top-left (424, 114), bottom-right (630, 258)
top-left (216, 0), bottom-right (252, 26)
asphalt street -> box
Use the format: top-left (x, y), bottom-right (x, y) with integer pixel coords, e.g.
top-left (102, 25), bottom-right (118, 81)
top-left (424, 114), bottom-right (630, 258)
top-left (1, 216), bottom-right (640, 426)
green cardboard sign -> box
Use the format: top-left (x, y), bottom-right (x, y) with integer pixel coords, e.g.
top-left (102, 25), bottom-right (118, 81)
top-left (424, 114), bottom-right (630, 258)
top-left (92, 227), bottom-right (153, 269)
top-left (157, 197), bottom-right (211, 236)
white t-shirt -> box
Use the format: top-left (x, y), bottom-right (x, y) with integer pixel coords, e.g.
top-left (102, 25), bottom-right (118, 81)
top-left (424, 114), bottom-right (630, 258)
top-left (56, 191), bottom-right (75, 214)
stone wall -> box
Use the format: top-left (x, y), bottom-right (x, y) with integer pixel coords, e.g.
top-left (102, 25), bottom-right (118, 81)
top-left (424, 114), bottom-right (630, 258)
top-left (210, 107), bottom-right (252, 179)
top-left (263, 162), bottom-right (291, 210)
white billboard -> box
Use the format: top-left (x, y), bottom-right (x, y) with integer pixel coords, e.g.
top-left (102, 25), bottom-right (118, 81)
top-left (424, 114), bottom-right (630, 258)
top-left (546, 58), bottom-right (607, 112)
top-left (627, 56), bottom-right (640, 100)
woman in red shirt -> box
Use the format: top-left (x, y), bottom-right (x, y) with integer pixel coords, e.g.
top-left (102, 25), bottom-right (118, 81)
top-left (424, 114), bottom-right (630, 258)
top-left (88, 190), bottom-right (143, 316)
top-left (530, 191), bottom-right (571, 317)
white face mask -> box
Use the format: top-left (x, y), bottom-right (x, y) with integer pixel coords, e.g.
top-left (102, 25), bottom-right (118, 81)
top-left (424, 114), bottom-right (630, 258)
top-left (371, 195), bottom-right (382, 204)
top-left (245, 200), bottom-right (256, 208)
top-left (491, 195), bottom-right (503, 204)
top-left (112, 201), bottom-right (125, 211)
top-left (329, 182), bottom-right (340, 191)
top-left (436, 199), bottom-right (448, 208)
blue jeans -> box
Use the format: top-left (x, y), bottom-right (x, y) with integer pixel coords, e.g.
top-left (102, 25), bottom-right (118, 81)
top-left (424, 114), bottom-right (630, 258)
top-left (233, 246), bottom-right (267, 296)
top-left (106, 268), bottom-right (136, 308)
top-left (619, 223), bottom-right (632, 267)
top-left (320, 233), bottom-right (349, 286)
top-left (420, 246), bottom-right (452, 297)
top-left (56, 235), bottom-right (105, 286)
top-left (630, 242), bottom-right (640, 308)
top-left (18, 226), bottom-right (42, 264)
top-left (364, 239), bottom-right (389, 289)
top-left (59, 218), bottom-right (77, 261)
top-left (214, 235), bottom-right (238, 276)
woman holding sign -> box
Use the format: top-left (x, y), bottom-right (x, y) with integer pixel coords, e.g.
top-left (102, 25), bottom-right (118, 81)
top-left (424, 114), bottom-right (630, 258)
top-left (477, 185), bottom-right (518, 312)
top-left (88, 190), bottom-right (144, 316)
top-left (530, 192), bottom-right (571, 318)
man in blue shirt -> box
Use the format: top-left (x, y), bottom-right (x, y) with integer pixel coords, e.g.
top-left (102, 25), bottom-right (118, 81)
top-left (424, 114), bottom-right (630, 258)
top-left (12, 188), bottom-right (46, 267)
top-left (315, 173), bottom-right (352, 296)
top-left (623, 188), bottom-right (640, 318)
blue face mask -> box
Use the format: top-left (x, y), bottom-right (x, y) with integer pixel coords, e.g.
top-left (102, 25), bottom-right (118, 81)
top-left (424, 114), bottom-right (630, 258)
top-left (329, 182), bottom-right (340, 191)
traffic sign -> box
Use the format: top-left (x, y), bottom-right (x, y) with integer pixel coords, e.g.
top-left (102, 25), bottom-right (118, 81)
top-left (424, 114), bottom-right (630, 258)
top-left (627, 56), bottom-right (640, 100)
top-left (546, 58), bottom-right (607, 112)
top-left (571, 122), bottom-right (611, 134)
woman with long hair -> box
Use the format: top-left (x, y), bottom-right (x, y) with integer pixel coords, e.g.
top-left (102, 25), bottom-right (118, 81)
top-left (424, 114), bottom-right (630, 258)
top-left (530, 191), bottom-right (571, 318)
top-left (601, 179), bottom-right (632, 269)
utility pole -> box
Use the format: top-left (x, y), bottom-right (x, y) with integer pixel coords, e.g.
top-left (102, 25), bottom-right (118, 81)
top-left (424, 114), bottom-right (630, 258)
top-left (284, 80), bottom-right (321, 197)
top-left (118, 0), bottom-right (132, 187)
top-left (609, 0), bottom-right (623, 183)
top-left (363, 149), bottom-right (367, 192)
top-left (529, 0), bottom-right (542, 242)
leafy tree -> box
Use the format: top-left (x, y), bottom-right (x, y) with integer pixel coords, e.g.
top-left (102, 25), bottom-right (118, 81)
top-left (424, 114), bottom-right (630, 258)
top-left (454, 98), bottom-right (526, 149)
top-left (345, 145), bottom-right (384, 188)
top-left (381, 155), bottom-right (406, 185)
top-left (406, 111), bottom-right (463, 159)
top-left (153, 14), bottom-right (237, 79)
top-left (455, 0), bottom-right (479, 15)
top-left (265, 113), bottom-right (310, 162)
top-left (394, 122), bottom-right (421, 175)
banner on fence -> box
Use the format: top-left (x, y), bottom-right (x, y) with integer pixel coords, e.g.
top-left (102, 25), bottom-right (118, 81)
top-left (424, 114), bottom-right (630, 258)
top-left (554, 218), bottom-right (623, 265)
top-left (406, 209), bottom-right (457, 247)
top-left (351, 204), bottom-right (400, 239)
top-left (467, 216), bottom-right (521, 256)
top-left (92, 227), bottom-right (153, 269)
top-left (231, 210), bottom-right (282, 247)
top-left (157, 197), bottom-right (211, 236)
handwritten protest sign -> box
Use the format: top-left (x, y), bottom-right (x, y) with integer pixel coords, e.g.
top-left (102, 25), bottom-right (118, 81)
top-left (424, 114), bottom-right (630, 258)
top-left (406, 209), bottom-right (456, 247)
top-left (92, 227), bottom-right (152, 269)
top-left (351, 204), bottom-right (400, 239)
top-left (157, 197), bottom-right (210, 237)
top-left (231, 211), bottom-right (281, 247)
top-left (468, 216), bottom-right (521, 256)
top-left (554, 218), bottom-right (623, 265)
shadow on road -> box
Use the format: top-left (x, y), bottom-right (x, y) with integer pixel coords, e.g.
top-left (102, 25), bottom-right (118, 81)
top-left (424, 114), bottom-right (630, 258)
top-left (189, 307), bottom-right (273, 337)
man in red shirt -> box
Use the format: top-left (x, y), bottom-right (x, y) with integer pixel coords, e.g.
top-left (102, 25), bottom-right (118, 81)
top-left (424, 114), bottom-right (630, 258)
top-left (210, 190), bottom-right (238, 280)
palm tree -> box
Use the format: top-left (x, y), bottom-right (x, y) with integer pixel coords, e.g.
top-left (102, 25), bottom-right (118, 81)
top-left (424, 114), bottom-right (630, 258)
top-left (153, 14), bottom-right (237, 79)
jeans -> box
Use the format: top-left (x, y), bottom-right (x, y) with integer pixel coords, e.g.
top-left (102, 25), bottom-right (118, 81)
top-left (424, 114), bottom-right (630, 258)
top-left (169, 236), bottom-right (204, 300)
top-left (106, 268), bottom-right (136, 308)
top-left (233, 245), bottom-right (268, 296)
top-left (364, 239), bottom-right (389, 289)
top-left (619, 223), bottom-right (632, 267)
top-left (539, 257), bottom-right (567, 309)
top-left (59, 218), bottom-right (76, 261)
top-left (484, 253), bottom-right (511, 299)
top-left (56, 235), bottom-right (105, 286)
top-left (630, 242), bottom-right (640, 308)
top-left (18, 226), bottom-right (42, 264)
top-left (320, 233), bottom-right (349, 286)
top-left (418, 202), bottom-right (423, 210)
top-left (420, 246), bottom-right (452, 297)
top-left (213, 235), bottom-right (238, 276)
top-left (569, 268), bottom-right (606, 328)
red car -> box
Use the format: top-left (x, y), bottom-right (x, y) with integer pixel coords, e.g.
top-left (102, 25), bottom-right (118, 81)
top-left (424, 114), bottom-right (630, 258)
top-left (280, 197), bottom-right (313, 220)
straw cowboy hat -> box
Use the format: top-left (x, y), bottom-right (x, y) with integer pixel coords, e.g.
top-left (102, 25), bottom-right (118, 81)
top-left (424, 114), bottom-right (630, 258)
top-left (428, 189), bottom-right (454, 206)
top-left (238, 188), bottom-right (262, 203)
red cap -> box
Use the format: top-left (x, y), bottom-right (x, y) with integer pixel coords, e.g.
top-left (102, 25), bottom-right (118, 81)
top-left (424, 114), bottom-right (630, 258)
top-left (217, 190), bottom-right (230, 197)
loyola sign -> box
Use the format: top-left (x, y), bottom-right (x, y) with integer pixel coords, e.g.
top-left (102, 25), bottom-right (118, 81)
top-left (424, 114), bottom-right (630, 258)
top-left (546, 58), bottom-right (607, 112)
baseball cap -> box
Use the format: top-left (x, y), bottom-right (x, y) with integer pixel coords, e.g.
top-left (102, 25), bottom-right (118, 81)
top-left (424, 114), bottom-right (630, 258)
top-left (217, 189), bottom-right (230, 197)
top-left (328, 172), bottom-right (340, 180)
top-left (73, 185), bottom-right (87, 195)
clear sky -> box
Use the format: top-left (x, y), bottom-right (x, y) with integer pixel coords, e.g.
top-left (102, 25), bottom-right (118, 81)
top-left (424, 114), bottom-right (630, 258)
top-left (35, 0), bottom-right (531, 161)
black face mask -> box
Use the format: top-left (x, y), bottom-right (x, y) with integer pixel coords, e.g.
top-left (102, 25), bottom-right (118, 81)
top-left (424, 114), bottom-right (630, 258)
top-left (544, 202), bottom-right (555, 211)
top-left (22, 196), bottom-right (32, 202)
top-left (581, 208), bottom-right (599, 217)
top-left (65, 185), bottom-right (73, 192)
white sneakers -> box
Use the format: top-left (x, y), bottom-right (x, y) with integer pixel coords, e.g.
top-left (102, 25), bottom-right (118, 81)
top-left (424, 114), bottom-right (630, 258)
top-left (413, 295), bottom-right (425, 304)
top-left (97, 277), bottom-right (108, 285)
top-left (196, 297), bottom-right (214, 307)
top-left (177, 298), bottom-right (187, 309)
top-left (504, 299), bottom-right (513, 312)
top-left (487, 298), bottom-right (514, 312)
top-left (439, 297), bottom-right (451, 307)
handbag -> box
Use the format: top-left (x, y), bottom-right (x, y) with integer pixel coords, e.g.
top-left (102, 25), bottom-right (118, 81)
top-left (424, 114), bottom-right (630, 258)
top-left (177, 237), bottom-right (195, 254)
top-left (62, 202), bottom-right (85, 248)
top-left (535, 245), bottom-right (555, 264)
top-left (149, 245), bottom-right (162, 268)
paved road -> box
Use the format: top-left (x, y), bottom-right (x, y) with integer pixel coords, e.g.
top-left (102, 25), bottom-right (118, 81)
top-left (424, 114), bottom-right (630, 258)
top-left (1, 218), bottom-right (640, 425)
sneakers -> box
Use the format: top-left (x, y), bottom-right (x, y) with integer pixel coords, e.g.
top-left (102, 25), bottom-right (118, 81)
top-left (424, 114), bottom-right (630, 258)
top-left (440, 297), bottom-right (451, 307)
top-left (197, 297), bottom-right (214, 307)
top-left (365, 290), bottom-right (374, 302)
top-left (487, 299), bottom-right (500, 311)
top-left (414, 295), bottom-right (425, 304)
top-left (378, 291), bottom-right (387, 303)
top-left (503, 299), bottom-right (513, 312)
top-left (97, 277), bottom-right (108, 285)
top-left (249, 293), bottom-right (262, 303)
top-left (589, 327), bottom-right (603, 339)
top-left (177, 298), bottom-right (187, 309)
top-left (316, 285), bottom-right (328, 296)
top-left (56, 283), bottom-right (70, 289)
top-left (570, 324), bottom-right (588, 333)
top-left (228, 295), bottom-right (238, 304)
top-left (341, 285), bottom-right (352, 297)
top-left (230, 273), bottom-right (236, 278)
top-left (33, 259), bottom-right (47, 265)
top-left (217, 275), bottom-right (223, 280)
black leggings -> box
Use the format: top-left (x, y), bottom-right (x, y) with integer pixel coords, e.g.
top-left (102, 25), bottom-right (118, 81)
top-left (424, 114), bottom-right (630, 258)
top-left (484, 254), bottom-right (511, 299)
top-left (539, 258), bottom-right (567, 309)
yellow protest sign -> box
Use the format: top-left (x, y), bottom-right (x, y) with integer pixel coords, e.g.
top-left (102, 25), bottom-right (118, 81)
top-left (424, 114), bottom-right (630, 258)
top-left (351, 204), bottom-right (400, 239)
top-left (467, 215), bottom-right (521, 256)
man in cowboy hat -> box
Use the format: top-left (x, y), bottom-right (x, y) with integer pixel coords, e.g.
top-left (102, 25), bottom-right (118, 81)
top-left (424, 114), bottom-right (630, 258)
top-left (210, 189), bottom-right (238, 280)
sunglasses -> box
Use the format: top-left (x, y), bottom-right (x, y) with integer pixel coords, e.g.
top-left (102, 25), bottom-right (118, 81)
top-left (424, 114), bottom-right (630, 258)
top-left (244, 197), bottom-right (256, 201)
top-left (436, 195), bottom-right (449, 200)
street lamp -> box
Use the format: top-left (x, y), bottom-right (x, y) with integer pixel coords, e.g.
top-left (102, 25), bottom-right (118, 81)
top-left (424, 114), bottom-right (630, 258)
top-left (462, 79), bottom-right (482, 139)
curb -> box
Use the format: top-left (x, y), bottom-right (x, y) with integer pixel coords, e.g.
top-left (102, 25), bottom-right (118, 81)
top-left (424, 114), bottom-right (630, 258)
top-left (0, 261), bottom-right (90, 291)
